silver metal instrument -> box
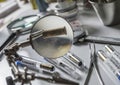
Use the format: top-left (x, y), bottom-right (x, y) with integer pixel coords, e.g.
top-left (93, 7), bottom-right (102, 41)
top-left (84, 43), bottom-right (104, 85)
top-left (75, 30), bottom-right (120, 46)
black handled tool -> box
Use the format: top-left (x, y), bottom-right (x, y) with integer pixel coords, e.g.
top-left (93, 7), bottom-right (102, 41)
top-left (75, 30), bottom-right (120, 46)
top-left (0, 32), bottom-right (19, 60)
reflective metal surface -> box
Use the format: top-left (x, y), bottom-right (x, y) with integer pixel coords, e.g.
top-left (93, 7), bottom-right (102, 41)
top-left (55, 1), bottom-right (78, 19)
top-left (30, 15), bottom-right (73, 59)
top-left (89, 0), bottom-right (120, 26)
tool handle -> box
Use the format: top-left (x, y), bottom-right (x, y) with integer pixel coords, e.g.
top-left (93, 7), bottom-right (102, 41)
top-left (85, 36), bottom-right (120, 46)
top-left (0, 33), bottom-right (16, 51)
top-left (0, 33), bottom-right (17, 61)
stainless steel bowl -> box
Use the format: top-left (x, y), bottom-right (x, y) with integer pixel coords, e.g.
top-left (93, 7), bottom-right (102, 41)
top-left (89, 0), bottom-right (120, 26)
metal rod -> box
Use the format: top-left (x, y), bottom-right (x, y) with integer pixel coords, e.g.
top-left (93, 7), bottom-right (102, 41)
top-left (31, 26), bottom-right (67, 40)
top-left (83, 36), bottom-right (120, 46)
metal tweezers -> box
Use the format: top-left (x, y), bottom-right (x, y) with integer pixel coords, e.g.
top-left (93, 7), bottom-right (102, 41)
top-left (84, 43), bottom-right (105, 85)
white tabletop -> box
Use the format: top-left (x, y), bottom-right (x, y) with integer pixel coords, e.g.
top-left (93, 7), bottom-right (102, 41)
top-left (0, 2), bottom-right (120, 85)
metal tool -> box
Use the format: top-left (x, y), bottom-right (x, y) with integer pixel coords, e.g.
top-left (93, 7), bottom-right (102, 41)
top-left (30, 15), bottom-right (73, 59)
top-left (5, 45), bottom-right (79, 85)
top-left (7, 66), bottom-right (79, 85)
top-left (0, 15), bottom-right (40, 60)
top-left (31, 26), bottom-right (66, 39)
top-left (84, 43), bottom-right (104, 85)
top-left (44, 58), bottom-right (81, 80)
top-left (75, 30), bottom-right (120, 46)
top-left (4, 15), bottom-right (73, 60)
top-left (4, 15), bottom-right (75, 85)
top-left (6, 54), bottom-right (79, 85)
top-left (0, 32), bottom-right (19, 61)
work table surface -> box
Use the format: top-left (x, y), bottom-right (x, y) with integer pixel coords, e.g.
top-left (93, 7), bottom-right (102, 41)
top-left (0, 2), bottom-right (120, 85)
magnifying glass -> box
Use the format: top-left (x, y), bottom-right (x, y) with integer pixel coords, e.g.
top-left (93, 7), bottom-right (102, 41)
top-left (0, 15), bottom-right (40, 59)
top-left (30, 15), bottom-right (73, 58)
top-left (6, 15), bottom-right (73, 59)
top-left (7, 15), bottom-right (40, 34)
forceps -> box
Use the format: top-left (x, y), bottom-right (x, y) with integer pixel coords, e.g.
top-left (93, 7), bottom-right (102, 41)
top-left (84, 43), bottom-right (104, 85)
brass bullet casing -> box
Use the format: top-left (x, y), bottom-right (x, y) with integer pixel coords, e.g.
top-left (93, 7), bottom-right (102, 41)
top-left (97, 50), bottom-right (107, 61)
top-left (67, 53), bottom-right (83, 66)
top-left (40, 63), bottom-right (54, 71)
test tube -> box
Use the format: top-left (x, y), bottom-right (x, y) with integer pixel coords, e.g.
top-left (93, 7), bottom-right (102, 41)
top-left (15, 60), bottom-right (39, 72)
top-left (97, 50), bottom-right (120, 80)
top-left (15, 60), bottom-right (56, 76)
top-left (105, 45), bottom-right (120, 62)
top-left (105, 45), bottom-right (120, 69)
top-left (16, 56), bottom-right (54, 71)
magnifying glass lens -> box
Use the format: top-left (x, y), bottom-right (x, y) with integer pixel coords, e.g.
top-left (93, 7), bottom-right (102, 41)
top-left (8, 15), bottom-right (40, 34)
top-left (30, 15), bottom-right (73, 59)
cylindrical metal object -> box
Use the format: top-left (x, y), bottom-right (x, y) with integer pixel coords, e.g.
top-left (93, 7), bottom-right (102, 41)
top-left (89, 0), bottom-right (120, 26)
top-left (55, 1), bottom-right (79, 19)
top-left (40, 63), bottom-right (54, 71)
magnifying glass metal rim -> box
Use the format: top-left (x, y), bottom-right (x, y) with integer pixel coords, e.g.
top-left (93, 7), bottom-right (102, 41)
top-left (30, 14), bottom-right (74, 59)
top-left (7, 15), bottom-right (40, 34)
